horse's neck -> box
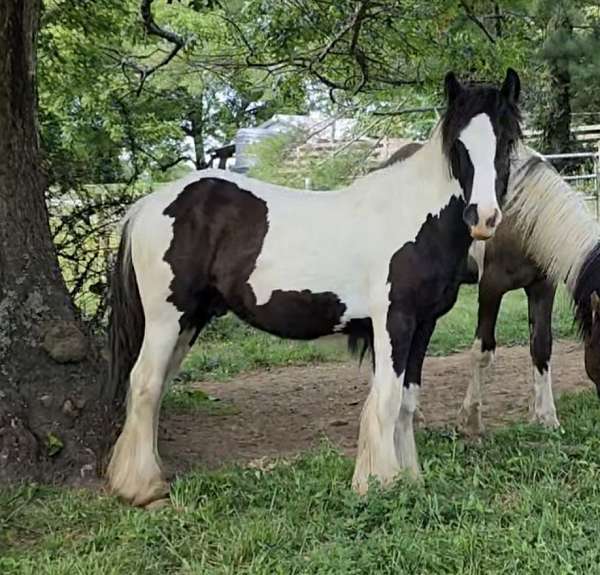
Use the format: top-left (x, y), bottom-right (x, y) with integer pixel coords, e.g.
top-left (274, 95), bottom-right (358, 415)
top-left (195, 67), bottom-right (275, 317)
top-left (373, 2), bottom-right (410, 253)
top-left (505, 147), bottom-right (600, 292)
top-left (351, 135), bottom-right (458, 205)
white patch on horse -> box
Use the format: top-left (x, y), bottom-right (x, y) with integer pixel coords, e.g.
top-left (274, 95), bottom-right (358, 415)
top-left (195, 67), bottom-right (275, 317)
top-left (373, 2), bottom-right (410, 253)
top-left (246, 126), bottom-right (464, 321)
top-left (459, 114), bottom-right (501, 230)
top-left (107, 183), bottom-right (186, 506)
top-left (468, 240), bottom-right (486, 281)
top-left (531, 364), bottom-right (560, 428)
top-left (459, 338), bottom-right (494, 436)
top-left (395, 383), bottom-right (420, 475)
top-left (353, 289), bottom-right (406, 493)
top-left (506, 144), bottom-right (600, 292)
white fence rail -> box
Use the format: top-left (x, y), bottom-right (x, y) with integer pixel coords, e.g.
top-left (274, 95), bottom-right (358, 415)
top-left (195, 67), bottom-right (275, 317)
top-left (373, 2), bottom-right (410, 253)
top-left (542, 145), bottom-right (600, 219)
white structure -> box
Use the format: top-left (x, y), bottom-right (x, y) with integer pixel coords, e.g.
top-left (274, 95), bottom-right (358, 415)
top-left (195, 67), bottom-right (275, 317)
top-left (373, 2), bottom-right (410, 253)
top-left (232, 113), bottom-right (358, 173)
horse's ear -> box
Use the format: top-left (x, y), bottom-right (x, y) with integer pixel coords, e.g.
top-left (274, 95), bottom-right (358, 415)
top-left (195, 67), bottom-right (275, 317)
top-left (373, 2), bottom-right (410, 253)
top-left (444, 71), bottom-right (462, 105)
top-left (501, 68), bottom-right (520, 104)
top-left (591, 291), bottom-right (600, 322)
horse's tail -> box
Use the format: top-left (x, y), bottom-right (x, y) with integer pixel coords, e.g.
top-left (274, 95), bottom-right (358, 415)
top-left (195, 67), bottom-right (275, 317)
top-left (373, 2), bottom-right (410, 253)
top-left (105, 215), bottom-right (145, 403)
top-left (345, 319), bottom-right (375, 371)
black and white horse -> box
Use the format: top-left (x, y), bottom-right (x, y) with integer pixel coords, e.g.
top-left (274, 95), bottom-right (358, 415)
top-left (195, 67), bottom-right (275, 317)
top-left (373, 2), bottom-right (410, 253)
top-left (106, 70), bottom-right (522, 506)
top-left (377, 142), bottom-right (600, 435)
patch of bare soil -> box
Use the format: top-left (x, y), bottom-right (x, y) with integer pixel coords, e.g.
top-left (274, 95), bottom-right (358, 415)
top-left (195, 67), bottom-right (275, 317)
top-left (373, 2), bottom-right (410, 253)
top-left (159, 341), bottom-right (592, 475)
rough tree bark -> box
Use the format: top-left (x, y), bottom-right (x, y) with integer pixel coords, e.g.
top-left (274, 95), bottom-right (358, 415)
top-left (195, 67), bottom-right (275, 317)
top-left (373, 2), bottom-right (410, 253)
top-left (541, 14), bottom-right (573, 161)
top-left (0, 0), bottom-right (112, 484)
top-left (189, 113), bottom-right (208, 170)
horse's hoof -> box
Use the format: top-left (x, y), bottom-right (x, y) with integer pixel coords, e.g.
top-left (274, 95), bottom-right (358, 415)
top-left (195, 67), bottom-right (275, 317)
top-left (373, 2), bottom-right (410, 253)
top-left (132, 480), bottom-right (170, 507)
top-left (531, 411), bottom-right (560, 430)
top-left (352, 477), bottom-right (370, 496)
top-left (145, 497), bottom-right (171, 511)
top-left (108, 477), bottom-right (170, 508)
top-left (457, 406), bottom-right (484, 438)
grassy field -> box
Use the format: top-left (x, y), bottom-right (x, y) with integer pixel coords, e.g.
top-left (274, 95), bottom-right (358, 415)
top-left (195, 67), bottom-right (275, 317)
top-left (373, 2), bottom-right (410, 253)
top-left (1, 283), bottom-right (591, 574)
top-left (180, 284), bottom-right (578, 382)
top-left (3, 392), bottom-right (600, 574)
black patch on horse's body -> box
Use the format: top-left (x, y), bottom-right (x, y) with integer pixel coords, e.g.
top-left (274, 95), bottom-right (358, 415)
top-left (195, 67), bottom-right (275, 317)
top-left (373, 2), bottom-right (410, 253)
top-left (237, 289), bottom-right (347, 340)
top-left (387, 196), bottom-right (470, 317)
top-left (345, 196), bottom-right (475, 377)
top-left (385, 196), bottom-right (471, 376)
top-left (163, 177), bottom-right (347, 340)
top-left (574, 243), bottom-right (600, 338)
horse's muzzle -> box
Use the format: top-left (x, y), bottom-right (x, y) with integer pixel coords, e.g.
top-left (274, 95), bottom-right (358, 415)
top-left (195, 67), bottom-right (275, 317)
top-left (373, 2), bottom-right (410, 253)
top-left (463, 204), bottom-right (501, 241)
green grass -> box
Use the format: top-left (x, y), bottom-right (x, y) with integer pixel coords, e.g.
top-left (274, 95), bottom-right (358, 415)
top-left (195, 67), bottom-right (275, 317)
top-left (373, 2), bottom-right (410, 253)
top-left (180, 285), bottom-right (578, 382)
top-left (161, 386), bottom-right (240, 415)
top-left (179, 314), bottom-right (345, 382)
top-left (3, 392), bottom-right (600, 574)
top-left (429, 284), bottom-right (577, 356)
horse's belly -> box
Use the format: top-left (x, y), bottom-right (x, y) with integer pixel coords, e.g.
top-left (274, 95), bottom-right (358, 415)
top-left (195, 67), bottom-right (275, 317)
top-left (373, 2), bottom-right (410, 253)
top-left (237, 285), bottom-right (367, 340)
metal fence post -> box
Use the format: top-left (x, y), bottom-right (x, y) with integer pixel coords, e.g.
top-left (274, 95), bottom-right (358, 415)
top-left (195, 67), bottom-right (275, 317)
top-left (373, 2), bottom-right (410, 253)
top-left (596, 141), bottom-right (600, 220)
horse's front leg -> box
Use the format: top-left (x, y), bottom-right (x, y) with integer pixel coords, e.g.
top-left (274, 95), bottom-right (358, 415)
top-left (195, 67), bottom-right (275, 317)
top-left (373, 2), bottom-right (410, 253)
top-left (397, 318), bottom-right (437, 468)
top-left (352, 305), bottom-right (416, 494)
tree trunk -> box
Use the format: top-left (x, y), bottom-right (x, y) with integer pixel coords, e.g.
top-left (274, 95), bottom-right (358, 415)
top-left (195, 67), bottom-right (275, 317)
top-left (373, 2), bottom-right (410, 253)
top-left (541, 14), bottom-right (573, 165)
top-left (188, 94), bottom-right (208, 170)
top-left (0, 0), bottom-right (111, 484)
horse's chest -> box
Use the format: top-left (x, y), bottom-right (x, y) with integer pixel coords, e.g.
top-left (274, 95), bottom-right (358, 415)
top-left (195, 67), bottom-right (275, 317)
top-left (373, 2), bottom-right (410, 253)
top-left (386, 198), bottom-right (469, 315)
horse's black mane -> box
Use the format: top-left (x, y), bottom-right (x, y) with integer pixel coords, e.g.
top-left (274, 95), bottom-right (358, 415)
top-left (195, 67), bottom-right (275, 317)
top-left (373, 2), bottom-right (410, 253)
top-left (574, 244), bottom-right (600, 337)
top-left (375, 142), bottom-right (423, 170)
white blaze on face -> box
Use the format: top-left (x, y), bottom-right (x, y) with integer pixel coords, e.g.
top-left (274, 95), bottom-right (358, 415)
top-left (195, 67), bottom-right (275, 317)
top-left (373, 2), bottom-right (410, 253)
top-left (459, 113), bottom-right (502, 239)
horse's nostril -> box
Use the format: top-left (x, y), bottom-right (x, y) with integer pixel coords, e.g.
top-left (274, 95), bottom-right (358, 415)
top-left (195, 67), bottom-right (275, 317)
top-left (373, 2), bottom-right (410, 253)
top-left (485, 209), bottom-right (499, 229)
top-left (463, 204), bottom-right (478, 227)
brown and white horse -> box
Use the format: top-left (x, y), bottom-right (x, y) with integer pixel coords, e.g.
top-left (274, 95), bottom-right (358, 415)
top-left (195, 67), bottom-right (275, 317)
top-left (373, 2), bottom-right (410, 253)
top-left (371, 142), bottom-right (600, 436)
top-left (105, 70), bottom-right (522, 506)
top-left (463, 147), bottom-right (600, 431)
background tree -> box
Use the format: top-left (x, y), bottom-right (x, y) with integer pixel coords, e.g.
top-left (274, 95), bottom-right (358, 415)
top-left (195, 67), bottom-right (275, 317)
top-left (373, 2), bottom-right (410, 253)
top-left (0, 0), bottom-right (110, 483)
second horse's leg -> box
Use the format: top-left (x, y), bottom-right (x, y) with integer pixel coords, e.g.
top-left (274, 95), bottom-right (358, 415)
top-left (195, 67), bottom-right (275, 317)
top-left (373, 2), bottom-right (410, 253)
top-left (459, 287), bottom-right (502, 436)
top-left (525, 279), bottom-right (559, 428)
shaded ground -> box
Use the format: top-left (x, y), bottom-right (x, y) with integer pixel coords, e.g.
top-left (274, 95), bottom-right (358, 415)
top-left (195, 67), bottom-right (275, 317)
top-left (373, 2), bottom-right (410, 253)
top-left (160, 340), bottom-right (592, 475)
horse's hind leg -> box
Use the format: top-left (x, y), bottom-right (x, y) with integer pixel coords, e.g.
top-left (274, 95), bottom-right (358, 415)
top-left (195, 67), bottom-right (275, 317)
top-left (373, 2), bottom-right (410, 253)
top-left (525, 279), bottom-right (559, 428)
top-left (107, 308), bottom-right (185, 506)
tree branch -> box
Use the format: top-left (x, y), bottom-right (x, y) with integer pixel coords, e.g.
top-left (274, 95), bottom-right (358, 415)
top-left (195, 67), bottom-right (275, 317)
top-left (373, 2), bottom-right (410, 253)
top-left (459, 0), bottom-right (496, 43)
top-left (132, 0), bottom-right (186, 95)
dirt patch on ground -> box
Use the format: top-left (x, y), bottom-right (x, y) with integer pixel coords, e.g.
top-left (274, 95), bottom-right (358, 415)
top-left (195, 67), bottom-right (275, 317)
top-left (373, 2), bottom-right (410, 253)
top-left (160, 340), bottom-right (592, 475)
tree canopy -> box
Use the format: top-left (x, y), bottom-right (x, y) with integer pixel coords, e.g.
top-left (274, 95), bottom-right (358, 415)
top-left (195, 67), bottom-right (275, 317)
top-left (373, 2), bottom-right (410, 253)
top-left (37, 0), bottom-right (600, 194)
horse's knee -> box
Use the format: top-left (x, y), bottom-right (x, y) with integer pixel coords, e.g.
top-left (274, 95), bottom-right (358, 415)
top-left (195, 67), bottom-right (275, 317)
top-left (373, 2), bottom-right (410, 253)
top-left (400, 383), bottom-right (419, 418)
top-left (471, 338), bottom-right (495, 369)
top-left (531, 334), bottom-right (551, 373)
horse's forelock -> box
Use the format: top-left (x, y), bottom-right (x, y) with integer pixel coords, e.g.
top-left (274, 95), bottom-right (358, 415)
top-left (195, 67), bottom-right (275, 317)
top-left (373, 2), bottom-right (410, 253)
top-left (441, 85), bottom-right (521, 158)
